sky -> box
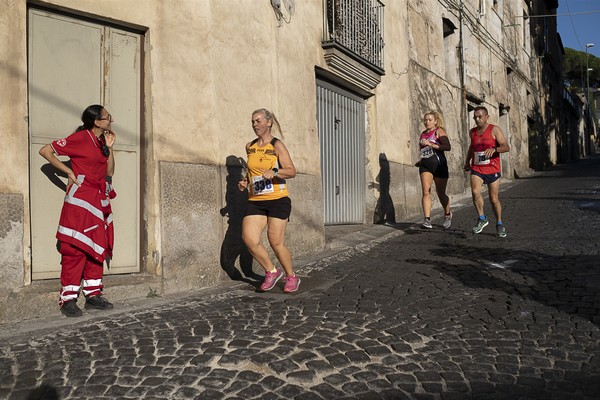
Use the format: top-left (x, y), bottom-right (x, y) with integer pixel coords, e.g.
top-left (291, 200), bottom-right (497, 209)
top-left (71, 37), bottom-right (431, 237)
top-left (557, 0), bottom-right (600, 58)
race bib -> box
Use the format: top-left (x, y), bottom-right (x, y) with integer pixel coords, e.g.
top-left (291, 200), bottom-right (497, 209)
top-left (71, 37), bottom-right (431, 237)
top-left (420, 146), bottom-right (434, 159)
top-left (474, 151), bottom-right (491, 166)
top-left (251, 175), bottom-right (274, 195)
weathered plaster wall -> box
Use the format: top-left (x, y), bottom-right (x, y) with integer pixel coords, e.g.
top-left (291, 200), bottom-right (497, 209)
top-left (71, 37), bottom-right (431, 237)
top-left (401, 0), bottom-right (540, 219)
top-left (0, 1), bottom-right (30, 293)
top-left (366, 3), bottom-right (413, 222)
top-left (0, 2), bottom-right (28, 194)
top-left (406, 1), bottom-right (471, 206)
top-left (0, 194), bottom-right (24, 290)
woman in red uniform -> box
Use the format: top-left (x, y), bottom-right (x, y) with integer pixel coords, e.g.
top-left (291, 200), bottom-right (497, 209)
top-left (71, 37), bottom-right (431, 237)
top-left (39, 104), bottom-right (117, 317)
top-left (238, 108), bottom-right (300, 293)
top-left (416, 111), bottom-right (452, 229)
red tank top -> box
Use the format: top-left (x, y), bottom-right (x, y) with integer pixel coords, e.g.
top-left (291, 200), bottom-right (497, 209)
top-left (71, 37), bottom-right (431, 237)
top-left (470, 124), bottom-right (501, 175)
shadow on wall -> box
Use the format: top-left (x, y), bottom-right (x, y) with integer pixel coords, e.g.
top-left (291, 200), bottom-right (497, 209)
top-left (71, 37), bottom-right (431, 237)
top-left (219, 155), bottom-right (262, 287)
top-left (40, 161), bottom-right (72, 192)
top-left (528, 105), bottom-right (553, 171)
top-left (371, 153), bottom-right (396, 224)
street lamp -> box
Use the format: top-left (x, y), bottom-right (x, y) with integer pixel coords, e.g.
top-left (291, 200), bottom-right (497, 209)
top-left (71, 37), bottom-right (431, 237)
top-left (589, 67), bottom-right (595, 112)
top-left (588, 68), bottom-right (594, 102)
top-left (586, 43), bottom-right (594, 103)
top-left (585, 44), bottom-right (595, 149)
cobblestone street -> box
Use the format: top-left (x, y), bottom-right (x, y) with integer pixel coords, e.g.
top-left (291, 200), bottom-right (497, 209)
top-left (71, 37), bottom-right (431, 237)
top-left (1, 155), bottom-right (599, 400)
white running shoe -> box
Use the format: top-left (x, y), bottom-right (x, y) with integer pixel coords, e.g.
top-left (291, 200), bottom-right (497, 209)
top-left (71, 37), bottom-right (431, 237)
top-left (442, 212), bottom-right (452, 229)
top-left (422, 218), bottom-right (433, 229)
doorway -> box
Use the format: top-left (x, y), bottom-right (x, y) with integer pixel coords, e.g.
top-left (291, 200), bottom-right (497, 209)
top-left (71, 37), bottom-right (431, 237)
top-left (316, 80), bottom-right (366, 225)
top-left (28, 8), bottom-right (142, 279)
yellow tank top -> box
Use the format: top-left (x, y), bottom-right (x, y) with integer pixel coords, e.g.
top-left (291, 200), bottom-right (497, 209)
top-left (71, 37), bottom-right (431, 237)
top-left (246, 138), bottom-right (289, 201)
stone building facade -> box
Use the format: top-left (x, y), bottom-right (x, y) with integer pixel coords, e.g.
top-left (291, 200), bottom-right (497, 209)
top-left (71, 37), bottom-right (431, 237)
top-left (0, 0), bottom-right (574, 323)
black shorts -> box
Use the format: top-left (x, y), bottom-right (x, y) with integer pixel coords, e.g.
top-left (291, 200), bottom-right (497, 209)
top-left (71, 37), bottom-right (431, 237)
top-left (471, 170), bottom-right (501, 185)
top-left (419, 154), bottom-right (449, 179)
top-left (245, 196), bottom-right (292, 220)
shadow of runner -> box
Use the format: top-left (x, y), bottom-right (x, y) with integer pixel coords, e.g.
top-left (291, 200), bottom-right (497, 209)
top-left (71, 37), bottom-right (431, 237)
top-left (371, 153), bottom-right (397, 224)
top-left (26, 383), bottom-right (60, 400)
top-left (219, 156), bottom-right (262, 288)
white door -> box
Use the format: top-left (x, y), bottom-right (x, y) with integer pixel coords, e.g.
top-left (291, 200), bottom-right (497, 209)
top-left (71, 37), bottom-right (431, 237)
top-left (28, 9), bottom-right (141, 279)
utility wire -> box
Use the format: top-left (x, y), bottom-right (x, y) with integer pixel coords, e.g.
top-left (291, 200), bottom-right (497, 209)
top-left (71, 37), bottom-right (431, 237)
top-left (563, 0), bottom-right (586, 88)
top-left (521, 10), bottom-right (600, 18)
top-left (564, 0), bottom-right (583, 51)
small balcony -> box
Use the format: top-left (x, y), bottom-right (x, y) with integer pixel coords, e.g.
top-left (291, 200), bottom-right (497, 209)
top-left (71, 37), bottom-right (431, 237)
top-left (322, 0), bottom-right (385, 91)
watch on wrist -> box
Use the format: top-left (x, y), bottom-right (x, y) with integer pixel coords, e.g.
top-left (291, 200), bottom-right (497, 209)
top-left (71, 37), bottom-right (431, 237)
top-left (272, 168), bottom-right (279, 176)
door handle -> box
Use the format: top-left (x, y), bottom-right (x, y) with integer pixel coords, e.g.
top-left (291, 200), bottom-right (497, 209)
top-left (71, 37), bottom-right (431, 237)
top-left (335, 185), bottom-right (340, 195)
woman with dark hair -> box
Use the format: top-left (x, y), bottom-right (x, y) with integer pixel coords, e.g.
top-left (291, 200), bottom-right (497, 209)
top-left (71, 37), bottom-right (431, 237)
top-left (238, 108), bottom-right (300, 293)
top-left (39, 104), bottom-right (117, 317)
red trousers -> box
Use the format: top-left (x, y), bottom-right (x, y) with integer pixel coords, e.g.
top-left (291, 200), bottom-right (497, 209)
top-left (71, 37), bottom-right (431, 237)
top-left (58, 241), bottom-right (104, 305)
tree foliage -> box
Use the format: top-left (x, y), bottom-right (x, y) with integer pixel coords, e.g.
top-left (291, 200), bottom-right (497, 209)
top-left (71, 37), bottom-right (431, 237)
top-left (562, 47), bottom-right (600, 90)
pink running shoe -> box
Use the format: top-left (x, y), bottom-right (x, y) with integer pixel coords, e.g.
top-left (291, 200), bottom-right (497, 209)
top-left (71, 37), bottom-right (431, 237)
top-left (283, 275), bottom-right (301, 293)
top-left (261, 269), bottom-right (283, 291)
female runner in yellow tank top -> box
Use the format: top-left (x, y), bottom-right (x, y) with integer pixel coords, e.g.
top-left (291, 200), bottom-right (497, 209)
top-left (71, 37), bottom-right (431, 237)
top-left (238, 108), bottom-right (300, 293)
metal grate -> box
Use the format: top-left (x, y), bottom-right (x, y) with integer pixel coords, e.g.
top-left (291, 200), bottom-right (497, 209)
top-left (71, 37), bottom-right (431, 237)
top-left (323, 0), bottom-right (385, 69)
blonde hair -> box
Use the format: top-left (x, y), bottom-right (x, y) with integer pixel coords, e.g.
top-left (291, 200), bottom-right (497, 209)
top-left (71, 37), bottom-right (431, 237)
top-left (252, 108), bottom-right (284, 138)
top-left (424, 110), bottom-right (445, 129)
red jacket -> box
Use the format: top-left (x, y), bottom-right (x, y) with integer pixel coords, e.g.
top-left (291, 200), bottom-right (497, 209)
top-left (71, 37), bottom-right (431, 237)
top-left (51, 130), bottom-right (116, 262)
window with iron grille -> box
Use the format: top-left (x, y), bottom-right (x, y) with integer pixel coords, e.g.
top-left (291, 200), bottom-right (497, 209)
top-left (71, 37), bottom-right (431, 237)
top-left (322, 0), bottom-right (385, 72)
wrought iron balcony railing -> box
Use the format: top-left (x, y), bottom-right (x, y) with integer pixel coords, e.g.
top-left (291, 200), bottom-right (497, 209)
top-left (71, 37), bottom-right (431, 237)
top-left (322, 0), bottom-right (385, 71)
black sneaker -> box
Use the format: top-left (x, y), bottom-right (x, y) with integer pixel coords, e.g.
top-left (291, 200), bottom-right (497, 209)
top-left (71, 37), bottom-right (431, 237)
top-left (85, 295), bottom-right (114, 310)
top-left (61, 300), bottom-right (83, 317)
top-left (496, 223), bottom-right (507, 238)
